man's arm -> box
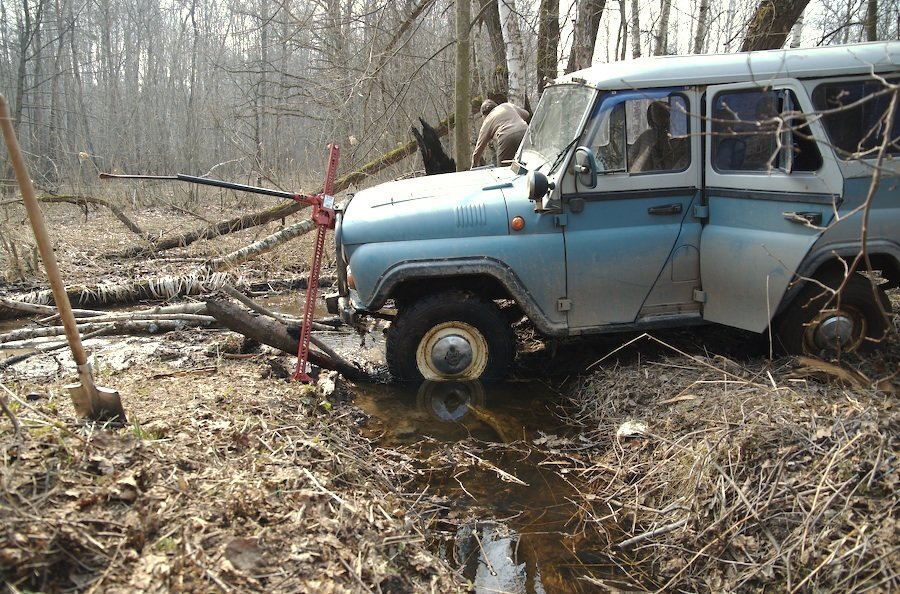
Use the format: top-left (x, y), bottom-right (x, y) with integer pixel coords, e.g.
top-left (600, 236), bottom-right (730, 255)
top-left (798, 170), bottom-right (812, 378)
top-left (471, 116), bottom-right (496, 168)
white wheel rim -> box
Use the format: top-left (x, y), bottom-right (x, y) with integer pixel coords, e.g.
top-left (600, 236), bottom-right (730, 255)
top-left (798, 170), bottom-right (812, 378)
top-left (416, 321), bottom-right (489, 381)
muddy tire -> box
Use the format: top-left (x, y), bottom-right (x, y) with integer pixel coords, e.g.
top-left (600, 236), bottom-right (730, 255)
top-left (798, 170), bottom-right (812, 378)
top-left (386, 291), bottom-right (515, 382)
top-left (775, 273), bottom-right (892, 356)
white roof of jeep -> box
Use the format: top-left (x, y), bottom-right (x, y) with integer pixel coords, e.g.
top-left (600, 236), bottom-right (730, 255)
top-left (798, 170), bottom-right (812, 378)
top-left (555, 41), bottom-right (899, 91)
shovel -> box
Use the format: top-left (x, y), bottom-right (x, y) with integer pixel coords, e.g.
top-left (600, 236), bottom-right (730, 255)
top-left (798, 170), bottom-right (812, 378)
top-left (0, 95), bottom-right (126, 423)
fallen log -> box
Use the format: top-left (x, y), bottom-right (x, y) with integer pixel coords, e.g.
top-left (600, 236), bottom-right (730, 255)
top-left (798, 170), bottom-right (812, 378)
top-left (205, 297), bottom-right (371, 383)
top-left (105, 115), bottom-right (455, 259)
top-left (0, 317), bottom-right (216, 345)
top-left (0, 269), bottom-right (334, 319)
top-left (206, 219), bottom-right (315, 272)
top-left (0, 270), bottom-right (234, 318)
top-left (0, 297), bottom-right (207, 319)
top-left (37, 194), bottom-right (151, 240)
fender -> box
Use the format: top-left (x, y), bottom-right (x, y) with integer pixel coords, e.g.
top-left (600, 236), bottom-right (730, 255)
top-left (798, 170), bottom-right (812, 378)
top-left (365, 256), bottom-right (569, 337)
top-left (777, 238), bottom-right (900, 315)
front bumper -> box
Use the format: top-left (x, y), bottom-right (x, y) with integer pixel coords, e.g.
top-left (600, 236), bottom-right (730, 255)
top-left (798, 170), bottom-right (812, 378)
top-left (325, 292), bottom-right (359, 325)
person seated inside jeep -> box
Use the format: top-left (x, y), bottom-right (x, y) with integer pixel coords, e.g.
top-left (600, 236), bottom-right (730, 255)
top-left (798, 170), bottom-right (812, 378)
top-left (741, 96), bottom-right (779, 169)
top-left (629, 100), bottom-right (688, 172)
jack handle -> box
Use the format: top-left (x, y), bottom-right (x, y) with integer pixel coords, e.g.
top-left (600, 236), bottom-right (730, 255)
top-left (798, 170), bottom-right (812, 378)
top-left (101, 172), bottom-right (305, 202)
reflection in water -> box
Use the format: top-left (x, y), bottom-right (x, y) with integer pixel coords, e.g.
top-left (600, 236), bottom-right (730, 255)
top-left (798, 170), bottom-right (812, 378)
top-left (456, 523), bottom-right (539, 593)
top-left (417, 380), bottom-right (485, 422)
top-left (353, 379), bottom-right (621, 593)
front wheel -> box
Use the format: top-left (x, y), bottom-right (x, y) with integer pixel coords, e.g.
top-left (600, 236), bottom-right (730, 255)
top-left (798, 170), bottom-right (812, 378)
top-left (775, 273), bottom-right (892, 356)
top-left (386, 291), bottom-right (515, 382)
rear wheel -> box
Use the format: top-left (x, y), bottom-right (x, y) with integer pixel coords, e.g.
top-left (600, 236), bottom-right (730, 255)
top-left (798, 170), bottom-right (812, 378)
top-left (775, 273), bottom-right (892, 356)
top-left (386, 291), bottom-right (515, 382)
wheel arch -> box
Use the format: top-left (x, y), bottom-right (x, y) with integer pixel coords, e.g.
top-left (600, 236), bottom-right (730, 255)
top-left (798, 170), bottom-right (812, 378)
top-left (366, 257), bottom-right (568, 336)
top-left (777, 240), bottom-right (900, 316)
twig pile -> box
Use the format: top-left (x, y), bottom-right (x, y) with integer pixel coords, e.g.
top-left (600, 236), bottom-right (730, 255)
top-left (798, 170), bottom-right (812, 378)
top-left (0, 362), bottom-right (464, 593)
top-left (561, 343), bottom-right (899, 592)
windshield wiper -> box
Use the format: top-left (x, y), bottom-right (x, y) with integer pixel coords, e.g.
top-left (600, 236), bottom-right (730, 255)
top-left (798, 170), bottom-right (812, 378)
top-left (547, 137), bottom-right (579, 175)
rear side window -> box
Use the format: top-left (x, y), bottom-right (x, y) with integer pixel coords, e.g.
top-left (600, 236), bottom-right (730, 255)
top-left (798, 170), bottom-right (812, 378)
top-left (711, 89), bottom-right (822, 173)
top-left (812, 79), bottom-right (900, 160)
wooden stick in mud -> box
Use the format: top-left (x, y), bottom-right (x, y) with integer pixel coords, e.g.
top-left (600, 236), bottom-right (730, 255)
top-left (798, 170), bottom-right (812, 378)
top-left (204, 297), bottom-right (371, 383)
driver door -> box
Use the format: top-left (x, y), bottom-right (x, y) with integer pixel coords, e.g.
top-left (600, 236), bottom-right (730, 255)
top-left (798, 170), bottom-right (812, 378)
top-left (562, 89), bottom-right (703, 331)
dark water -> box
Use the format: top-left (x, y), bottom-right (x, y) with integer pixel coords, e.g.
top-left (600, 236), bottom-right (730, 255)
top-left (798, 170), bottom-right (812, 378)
top-left (258, 291), bottom-right (627, 592)
top-left (351, 380), bottom-right (622, 593)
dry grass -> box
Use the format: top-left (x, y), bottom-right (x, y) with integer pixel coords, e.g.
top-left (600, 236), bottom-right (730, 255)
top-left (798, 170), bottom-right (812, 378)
top-left (559, 328), bottom-right (899, 593)
top-left (0, 357), bottom-right (466, 593)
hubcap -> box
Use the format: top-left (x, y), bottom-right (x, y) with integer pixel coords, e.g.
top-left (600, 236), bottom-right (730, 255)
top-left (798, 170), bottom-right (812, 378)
top-left (809, 309), bottom-right (865, 353)
top-left (813, 315), bottom-right (853, 350)
top-left (430, 334), bottom-right (473, 374)
top-left (416, 322), bottom-right (489, 381)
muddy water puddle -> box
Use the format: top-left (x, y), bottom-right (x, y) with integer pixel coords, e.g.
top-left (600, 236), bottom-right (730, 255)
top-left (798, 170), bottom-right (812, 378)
top-left (352, 380), bottom-right (623, 593)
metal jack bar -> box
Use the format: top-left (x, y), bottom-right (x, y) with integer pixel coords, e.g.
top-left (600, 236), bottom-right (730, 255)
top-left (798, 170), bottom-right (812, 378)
top-left (101, 146), bottom-right (341, 383)
top-left (294, 143), bottom-right (340, 382)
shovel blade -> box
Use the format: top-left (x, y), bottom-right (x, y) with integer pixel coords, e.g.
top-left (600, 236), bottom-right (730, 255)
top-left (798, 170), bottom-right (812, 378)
top-left (65, 382), bottom-right (127, 423)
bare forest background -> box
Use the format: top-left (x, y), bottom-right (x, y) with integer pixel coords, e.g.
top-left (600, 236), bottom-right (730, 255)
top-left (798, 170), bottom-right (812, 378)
top-left (1, 0), bottom-right (898, 195)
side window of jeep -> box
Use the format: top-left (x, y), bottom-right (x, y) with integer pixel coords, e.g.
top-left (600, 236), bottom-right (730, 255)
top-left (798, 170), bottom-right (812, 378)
top-left (593, 95), bottom-right (690, 174)
top-left (812, 78), bottom-right (900, 160)
top-left (711, 89), bottom-right (823, 173)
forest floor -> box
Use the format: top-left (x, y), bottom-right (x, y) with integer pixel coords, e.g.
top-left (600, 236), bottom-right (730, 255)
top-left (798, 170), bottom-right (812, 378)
top-left (0, 198), bottom-right (898, 593)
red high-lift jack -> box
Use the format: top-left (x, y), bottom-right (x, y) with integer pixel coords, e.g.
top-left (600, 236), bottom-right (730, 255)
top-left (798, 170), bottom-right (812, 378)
top-left (101, 144), bottom-right (341, 383)
top-left (292, 143), bottom-right (339, 381)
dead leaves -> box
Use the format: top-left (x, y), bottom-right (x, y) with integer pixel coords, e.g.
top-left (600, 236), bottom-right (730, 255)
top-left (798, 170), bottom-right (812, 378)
top-left (0, 363), bottom-right (465, 593)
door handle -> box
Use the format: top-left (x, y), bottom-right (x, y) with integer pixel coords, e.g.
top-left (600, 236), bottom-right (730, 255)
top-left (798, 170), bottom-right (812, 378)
top-left (783, 211), bottom-right (822, 226)
top-left (647, 203), bottom-right (683, 215)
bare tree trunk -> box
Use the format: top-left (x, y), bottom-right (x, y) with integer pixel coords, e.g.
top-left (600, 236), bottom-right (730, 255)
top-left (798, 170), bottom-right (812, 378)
top-left (67, 1), bottom-right (98, 176)
top-left (455, 0), bottom-right (471, 170)
top-left (693, 0), bottom-right (710, 53)
top-left (630, 0), bottom-right (642, 58)
top-left (477, 0), bottom-right (508, 101)
top-left (655, 0), bottom-right (673, 55)
top-left (741, 0), bottom-right (812, 51)
top-left (566, 0), bottom-right (606, 73)
top-left (790, 10), bottom-right (805, 47)
top-left (12, 0), bottom-right (35, 130)
top-left (723, 0), bottom-right (737, 51)
top-left (865, 0), bottom-right (878, 40)
top-left (536, 0), bottom-right (559, 95)
top-left (498, 0), bottom-right (527, 106)
top-left (616, 0), bottom-right (627, 60)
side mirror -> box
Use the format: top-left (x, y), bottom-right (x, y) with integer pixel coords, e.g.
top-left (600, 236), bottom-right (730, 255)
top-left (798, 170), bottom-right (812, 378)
top-left (573, 147), bottom-right (597, 189)
top-left (527, 170), bottom-right (556, 201)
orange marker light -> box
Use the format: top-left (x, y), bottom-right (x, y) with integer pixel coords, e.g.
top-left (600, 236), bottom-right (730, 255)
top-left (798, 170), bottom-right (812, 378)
top-left (511, 216), bottom-right (525, 231)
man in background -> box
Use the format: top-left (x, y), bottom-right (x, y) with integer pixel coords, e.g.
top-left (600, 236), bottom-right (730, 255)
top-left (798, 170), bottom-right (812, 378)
top-left (471, 100), bottom-right (529, 168)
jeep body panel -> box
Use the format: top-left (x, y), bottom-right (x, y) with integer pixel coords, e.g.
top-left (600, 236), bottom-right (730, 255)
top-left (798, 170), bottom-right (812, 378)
top-left (340, 167), bottom-right (568, 330)
top-left (698, 79), bottom-right (846, 333)
top-left (554, 42), bottom-right (899, 91)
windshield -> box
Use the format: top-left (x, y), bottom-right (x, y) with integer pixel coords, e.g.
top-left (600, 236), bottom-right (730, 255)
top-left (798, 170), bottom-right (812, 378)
top-left (520, 84), bottom-right (596, 170)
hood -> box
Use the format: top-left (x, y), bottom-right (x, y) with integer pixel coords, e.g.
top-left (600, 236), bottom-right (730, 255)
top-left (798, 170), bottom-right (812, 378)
top-left (340, 167), bottom-right (519, 246)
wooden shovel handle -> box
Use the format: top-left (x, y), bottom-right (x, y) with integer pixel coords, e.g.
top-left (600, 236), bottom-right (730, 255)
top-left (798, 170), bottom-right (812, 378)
top-left (0, 95), bottom-right (88, 366)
